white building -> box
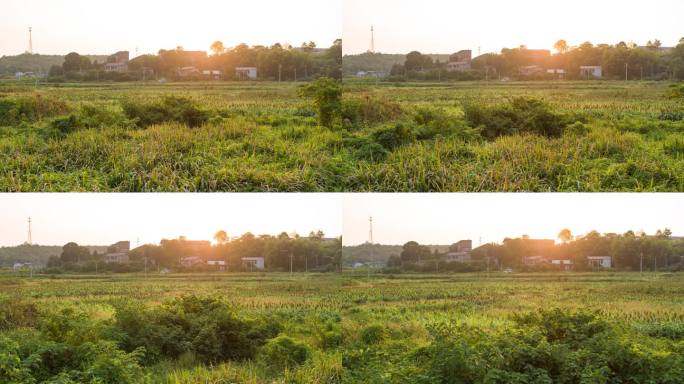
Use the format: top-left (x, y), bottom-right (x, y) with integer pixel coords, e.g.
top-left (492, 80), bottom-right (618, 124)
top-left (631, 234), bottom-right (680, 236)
top-left (242, 257), bottom-right (265, 270)
top-left (551, 259), bottom-right (574, 270)
top-left (235, 67), bottom-right (258, 80)
top-left (103, 253), bottom-right (129, 264)
top-left (207, 260), bottom-right (226, 271)
top-left (587, 256), bottom-right (612, 269)
top-left (580, 66), bottom-right (602, 79)
top-left (445, 252), bottom-right (471, 263)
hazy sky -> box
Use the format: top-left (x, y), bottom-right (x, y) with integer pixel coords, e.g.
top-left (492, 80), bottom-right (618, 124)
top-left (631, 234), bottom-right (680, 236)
top-left (0, 194), bottom-right (342, 247)
top-left (343, 0), bottom-right (684, 55)
top-left (343, 194), bottom-right (684, 246)
top-left (0, 0), bottom-right (342, 56)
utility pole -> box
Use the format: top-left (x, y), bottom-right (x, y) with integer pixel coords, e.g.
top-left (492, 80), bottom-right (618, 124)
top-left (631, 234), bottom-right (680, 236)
top-left (278, 64), bottom-right (282, 83)
top-left (640, 251), bottom-right (643, 273)
top-left (290, 250), bottom-right (293, 274)
top-left (625, 62), bottom-right (628, 81)
top-left (294, 67), bottom-right (297, 82)
top-left (368, 217), bottom-right (374, 279)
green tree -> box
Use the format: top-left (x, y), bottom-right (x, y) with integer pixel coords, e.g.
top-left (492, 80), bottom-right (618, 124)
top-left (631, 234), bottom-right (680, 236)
top-left (298, 77), bottom-right (341, 128)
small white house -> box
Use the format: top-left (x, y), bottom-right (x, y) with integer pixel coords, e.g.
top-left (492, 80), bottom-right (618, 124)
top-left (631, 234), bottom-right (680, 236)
top-left (241, 257), bottom-right (265, 270)
top-left (587, 256), bottom-right (612, 269)
top-left (207, 260), bottom-right (226, 271)
top-left (445, 252), bottom-right (471, 263)
top-left (13, 262), bottom-right (33, 270)
top-left (235, 67), bottom-right (258, 80)
top-left (580, 66), bottom-right (602, 79)
top-left (551, 259), bottom-right (574, 270)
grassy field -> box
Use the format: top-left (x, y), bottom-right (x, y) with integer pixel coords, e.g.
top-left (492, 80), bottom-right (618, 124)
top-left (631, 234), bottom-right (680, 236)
top-left (343, 80), bottom-right (684, 191)
top-left (341, 272), bottom-right (684, 383)
top-left (3, 272), bottom-right (684, 382)
top-left (0, 273), bottom-right (343, 383)
top-left (3, 80), bottom-right (682, 191)
top-left (0, 81), bottom-right (345, 192)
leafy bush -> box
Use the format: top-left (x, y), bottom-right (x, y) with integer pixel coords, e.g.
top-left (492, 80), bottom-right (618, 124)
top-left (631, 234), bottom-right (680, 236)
top-left (409, 309), bottom-right (684, 383)
top-left (298, 77), bottom-right (341, 128)
top-left (411, 106), bottom-right (480, 141)
top-left (110, 295), bottom-right (281, 364)
top-left (666, 83), bottom-right (684, 99)
top-left (259, 335), bottom-right (311, 372)
top-left (359, 324), bottom-right (386, 345)
top-left (464, 97), bottom-right (577, 139)
top-left (122, 96), bottom-right (209, 128)
top-left (371, 122), bottom-right (416, 150)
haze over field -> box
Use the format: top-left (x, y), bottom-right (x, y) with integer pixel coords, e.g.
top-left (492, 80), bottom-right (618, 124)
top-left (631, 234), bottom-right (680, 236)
top-left (343, 194), bottom-right (684, 246)
top-left (343, 0), bottom-right (684, 54)
top-left (0, 194), bottom-right (342, 247)
top-left (0, 0), bottom-right (342, 56)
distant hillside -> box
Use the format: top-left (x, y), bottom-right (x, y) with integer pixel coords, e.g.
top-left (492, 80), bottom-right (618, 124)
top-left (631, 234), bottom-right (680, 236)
top-left (0, 53), bottom-right (108, 75)
top-left (0, 244), bottom-right (107, 267)
top-left (343, 52), bottom-right (450, 75)
top-left (343, 243), bottom-right (450, 264)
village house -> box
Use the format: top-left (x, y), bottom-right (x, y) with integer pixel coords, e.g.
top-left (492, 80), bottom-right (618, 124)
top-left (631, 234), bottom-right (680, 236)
top-left (446, 50), bottom-right (472, 72)
top-left (580, 66), bottom-right (602, 79)
top-left (587, 256), bottom-right (612, 269)
top-left (546, 68), bottom-right (566, 79)
top-left (241, 257), bottom-right (265, 270)
top-left (551, 259), bottom-right (574, 270)
top-left (202, 70), bottom-right (223, 80)
top-left (104, 51), bottom-right (129, 73)
top-left (103, 240), bottom-right (130, 264)
top-left (177, 66), bottom-right (201, 77)
top-left (207, 260), bottom-right (226, 271)
top-left (445, 239), bottom-right (473, 263)
top-left (180, 256), bottom-right (204, 267)
top-left (235, 67), bottom-right (258, 80)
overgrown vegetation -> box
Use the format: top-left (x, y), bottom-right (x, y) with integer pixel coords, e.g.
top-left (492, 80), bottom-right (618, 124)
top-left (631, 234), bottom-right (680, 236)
top-left (341, 273), bottom-right (684, 383)
top-left (0, 274), bottom-right (343, 383)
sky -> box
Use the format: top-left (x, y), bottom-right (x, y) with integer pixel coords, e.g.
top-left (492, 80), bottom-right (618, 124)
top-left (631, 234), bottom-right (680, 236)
top-left (343, 0), bottom-right (684, 55)
top-left (0, 0), bottom-right (342, 56)
top-left (343, 194), bottom-right (684, 246)
top-left (0, 194), bottom-right (342, 247)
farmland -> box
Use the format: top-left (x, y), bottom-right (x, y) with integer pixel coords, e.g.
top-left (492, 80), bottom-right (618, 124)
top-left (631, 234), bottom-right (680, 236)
top-left (2, 80), bottom-right (683, 192)
top-left (341, 272), bottom-right (684, 383)
top-left (342, 80), bottom-right (684, 191)
top-left (0, 272), bottom-right (343, 383)
top-left (0, 81), bottom-right (344, 192)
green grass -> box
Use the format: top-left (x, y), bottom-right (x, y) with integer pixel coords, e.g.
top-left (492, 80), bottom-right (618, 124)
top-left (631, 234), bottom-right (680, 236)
top-left (341, 272), bottom-right (684, 383)
top-left (0, 272), bottom-right (343, 383)
top-left (343, 80), bottom-right (684, 191)
top-left (2, 80), bottom-right (682, 191)
top-left (0, 82), bottom-right (345, 192)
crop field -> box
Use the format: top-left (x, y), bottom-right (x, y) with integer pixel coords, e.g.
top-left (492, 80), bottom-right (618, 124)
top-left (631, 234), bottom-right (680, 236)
top-left (341, 273), bottom-right (684, 383)
top-left (3, 272), bottom-right (684, 383)
top-left (0, 273), bottom-right (343, 383)
top-left (343, 81), bottom-right (684, 191)
top-left (0, 81), bottom-right (344, 192)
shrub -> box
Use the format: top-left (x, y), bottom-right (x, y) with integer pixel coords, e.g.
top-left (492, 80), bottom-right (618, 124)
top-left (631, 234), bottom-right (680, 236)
top-left (371, 122), bottom-right (416, 150)
top-left (463, 97), bottom-right (575, 139)
top-left (259, 335), bottom-right (311, 372)
top-left (298, 77), bottom-right (341, 128)
top-left (359, 324), bottom-right (386, 345)
top-left (110, 296), bottom-right (280, 364)
top-left (122, 96), bottom-right (209, 128)
top-left (343, 136), bottom-right (388, 161)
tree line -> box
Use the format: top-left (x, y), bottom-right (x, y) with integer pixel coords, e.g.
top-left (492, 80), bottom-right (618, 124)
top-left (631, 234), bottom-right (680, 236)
top-left (388, 38), bottom-right (684, 81)
top-left (47, 39), bottom-right (342, 81)
top-left (386, 229), bottom-right (684, 272)
top-left (45, 230), bottom-right (342, 273)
